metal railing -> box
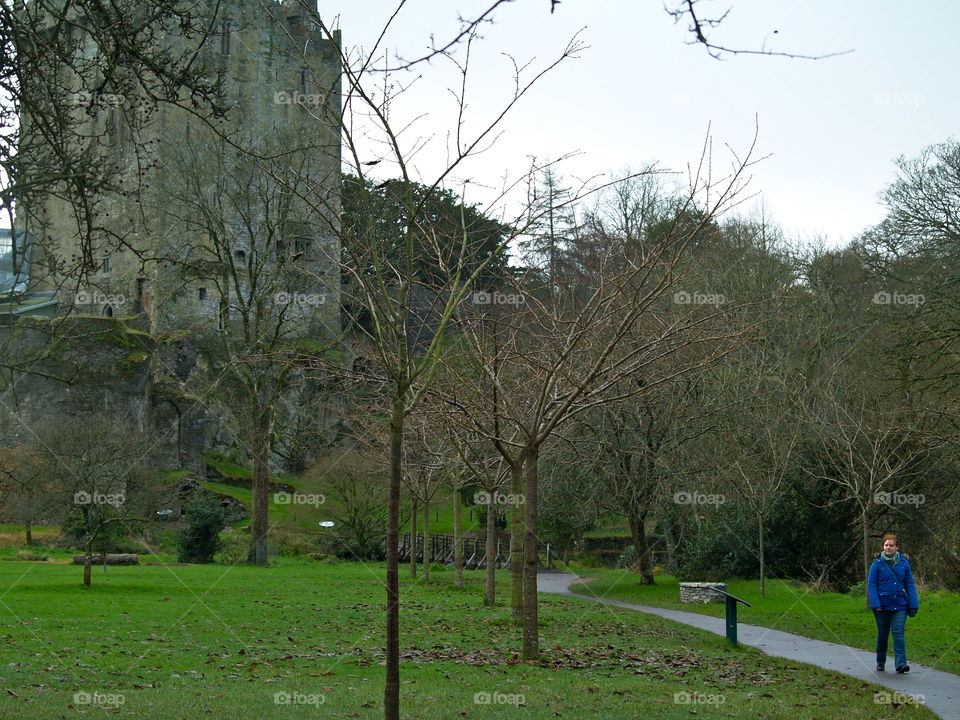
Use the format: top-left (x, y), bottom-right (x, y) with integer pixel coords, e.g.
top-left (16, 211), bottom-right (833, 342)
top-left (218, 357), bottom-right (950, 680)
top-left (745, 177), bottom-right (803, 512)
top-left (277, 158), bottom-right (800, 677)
top-left (394, 533), bottom-right (553, 569)
top-left (709, 587), bottom-right (752, 646)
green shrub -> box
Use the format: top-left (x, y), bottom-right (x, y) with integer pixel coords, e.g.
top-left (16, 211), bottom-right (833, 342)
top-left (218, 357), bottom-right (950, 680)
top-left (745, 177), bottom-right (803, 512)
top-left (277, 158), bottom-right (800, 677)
top-left (276, 533), bottom-right (315, 557)
top-left (177, 496), bottom-right (225, 563)
top-left (213, 531), bottom-right (249, 565)
top-left (846, 580), bottom-right (866, 597)
top-left (579, 551), bottom-right (601, 568)
top-left (616, 545), bottom-right (638, 570)
top-left (132, 526), bottom-right (177, 555)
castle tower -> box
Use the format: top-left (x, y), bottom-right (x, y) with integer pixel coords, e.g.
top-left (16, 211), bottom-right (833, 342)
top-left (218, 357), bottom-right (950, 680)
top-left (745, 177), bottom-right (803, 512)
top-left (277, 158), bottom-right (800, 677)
top-left (19, 0), bottom-right (342, 338)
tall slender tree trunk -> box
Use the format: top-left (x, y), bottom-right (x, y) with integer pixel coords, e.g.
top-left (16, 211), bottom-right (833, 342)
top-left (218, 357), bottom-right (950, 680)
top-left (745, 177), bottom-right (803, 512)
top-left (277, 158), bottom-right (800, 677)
top-left (423, 498), bottom-right (430, 582)
top-left (862, 508), bottom-right (871, 608)
top-left (25, 524), bottom-right (32, 546)
top-left (522, 447), bottom-right (540, 661)
top-left (454, 487), bottom-right (464, 588)
top-left (509, 461), bottom-right (524, 624)
top-left (662, 516), bottom-right (679, 571)
top-left (83, 535), bottom-right (93, 588)
top-left (250, 407), bottom-right (270, 567)
top-left (384, 400), bottom-right (404, 720)
top-left (409, 496), bottom-right (418, 579)
top-left (758, 515), bottom-right (766, 597)
top-left (485, 490), bottom-right (497, 605)
top-left (628, 514), bottom-right (654, 585)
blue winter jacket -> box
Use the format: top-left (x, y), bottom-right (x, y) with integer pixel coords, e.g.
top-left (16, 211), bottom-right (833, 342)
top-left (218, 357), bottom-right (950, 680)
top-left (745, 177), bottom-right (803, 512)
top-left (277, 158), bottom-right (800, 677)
top-left (868, 553), bottom-right (919, 612)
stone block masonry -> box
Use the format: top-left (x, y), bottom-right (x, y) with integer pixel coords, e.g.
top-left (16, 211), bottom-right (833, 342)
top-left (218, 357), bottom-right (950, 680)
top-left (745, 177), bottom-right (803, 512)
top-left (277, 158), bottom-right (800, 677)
top-left (679, 582), bottom-right (727, 603)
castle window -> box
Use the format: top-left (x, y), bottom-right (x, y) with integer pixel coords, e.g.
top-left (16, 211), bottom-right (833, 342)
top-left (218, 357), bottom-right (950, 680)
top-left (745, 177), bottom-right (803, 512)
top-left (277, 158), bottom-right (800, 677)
top-left (234, 249), bottom-right (246, 262)
top-left (102, 305), bottom-right (113, 318)
top-left (101, 255), bottom-right (110, 274)
top-left (106, 105), bottom-right (130, 150)
top-left (198, 287), bottom-right (207, 301)
top-left (220, 19), bottom-right (233, 56)
top-left (294, 239), bottom-right (310, 257)
top-left (300, 68), bottom-right (309, 93)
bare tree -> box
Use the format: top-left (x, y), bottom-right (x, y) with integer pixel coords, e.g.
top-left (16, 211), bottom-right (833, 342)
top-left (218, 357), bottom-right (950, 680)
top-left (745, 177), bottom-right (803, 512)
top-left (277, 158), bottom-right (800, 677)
top-left (401, 419), bottom-right (447, 581)
top-left (31, 413), bottom-right (163, 587)
top-left (723, 384), bottom-right (800, 597)
top-left (450, 430), bottom-right (509, 603)
top-left (858, 140), bottom-right (960, 405)
top-left (576, 374), bottom-right (713, 584)
top-left (447, 145), bottom-right (757, 659)
top-left (535, 441), bottom-right (599, 567)
top-left (148, 126), bottom-right (338, 566)
top-left (665, 0), bottom-right (849, 60)
top-left (443, 431), bottom-right (476, 590)
top-left (217, 1), bottom-right (816, 714)
top-left (324, 462), bottom-right (391, 561)
top-left (0, 445), bottom-right (56, 545)
top-left (265, 9), bottom-right (585, 715)
top-left (801, 393), bottom-right (936, 600)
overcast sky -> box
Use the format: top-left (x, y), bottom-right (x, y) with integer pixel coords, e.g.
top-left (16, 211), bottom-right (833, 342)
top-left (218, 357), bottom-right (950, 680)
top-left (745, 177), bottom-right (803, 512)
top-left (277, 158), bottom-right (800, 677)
top-left (328, 0), bottom-right (959, 250)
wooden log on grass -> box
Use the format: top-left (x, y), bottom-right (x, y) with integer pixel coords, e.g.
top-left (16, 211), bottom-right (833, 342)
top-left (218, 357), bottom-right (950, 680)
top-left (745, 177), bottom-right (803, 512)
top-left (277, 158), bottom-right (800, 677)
top-left (72, 554), bottom-right (139, 566)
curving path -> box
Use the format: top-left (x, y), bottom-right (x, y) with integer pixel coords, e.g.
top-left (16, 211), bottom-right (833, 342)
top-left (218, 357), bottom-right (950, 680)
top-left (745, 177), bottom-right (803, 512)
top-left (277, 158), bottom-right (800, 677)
top-left (538, 570), bottom-right (960, 720)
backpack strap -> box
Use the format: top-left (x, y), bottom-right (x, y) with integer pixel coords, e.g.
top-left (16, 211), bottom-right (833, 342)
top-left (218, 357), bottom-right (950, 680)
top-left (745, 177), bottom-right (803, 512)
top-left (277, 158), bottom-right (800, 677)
top-left (880, 558), bottom-right (907, 595)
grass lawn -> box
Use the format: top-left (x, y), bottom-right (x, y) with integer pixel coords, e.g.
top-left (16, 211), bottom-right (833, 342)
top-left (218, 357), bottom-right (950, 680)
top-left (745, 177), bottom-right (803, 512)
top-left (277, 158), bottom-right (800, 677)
top-left (0, 559), bottom-right (937, 719)
top-left (201, 479), bottom-right (485, 538)
top-left (200, 454), bottom-right (636, 541)
top-left (0, 526), bottom-right (62, 549)
top-left (202, 456), bottom-right (633, 541)
top-left (203, 457), bottom-right (481, 537)
top-left (572, 568), bottom-right (960, 675)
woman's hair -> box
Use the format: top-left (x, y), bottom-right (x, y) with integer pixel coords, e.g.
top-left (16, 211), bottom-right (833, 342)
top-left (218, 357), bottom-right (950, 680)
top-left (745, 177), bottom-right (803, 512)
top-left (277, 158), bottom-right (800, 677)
top-left (882, 533), bottom-right (899, 545)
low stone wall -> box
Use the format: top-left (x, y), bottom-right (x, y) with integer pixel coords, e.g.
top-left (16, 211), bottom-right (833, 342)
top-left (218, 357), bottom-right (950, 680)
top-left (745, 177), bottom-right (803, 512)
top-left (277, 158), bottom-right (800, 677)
top-left (679, 582), bottom-right (727, 603)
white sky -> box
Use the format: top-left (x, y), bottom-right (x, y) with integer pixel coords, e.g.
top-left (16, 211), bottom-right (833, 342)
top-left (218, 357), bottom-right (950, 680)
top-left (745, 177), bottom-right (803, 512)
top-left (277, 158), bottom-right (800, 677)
top-left (327, 0), bottom-right (960, 250)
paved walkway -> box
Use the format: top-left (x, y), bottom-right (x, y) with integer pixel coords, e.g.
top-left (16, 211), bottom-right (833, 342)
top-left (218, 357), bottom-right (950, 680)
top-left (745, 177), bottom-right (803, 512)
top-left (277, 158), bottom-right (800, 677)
top-left (538, 571), bottom-right (960, 720)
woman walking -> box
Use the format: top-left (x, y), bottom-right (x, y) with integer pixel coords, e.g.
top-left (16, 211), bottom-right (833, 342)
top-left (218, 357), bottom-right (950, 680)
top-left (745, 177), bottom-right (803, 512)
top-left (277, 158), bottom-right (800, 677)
top-left (868, 533), bottom-right (919, 673)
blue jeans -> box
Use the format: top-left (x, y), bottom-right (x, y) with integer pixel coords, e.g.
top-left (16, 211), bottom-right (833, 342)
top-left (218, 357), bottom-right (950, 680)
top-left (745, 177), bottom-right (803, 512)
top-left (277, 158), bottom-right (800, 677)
top-left (873, 609), bottom-right (908, 668)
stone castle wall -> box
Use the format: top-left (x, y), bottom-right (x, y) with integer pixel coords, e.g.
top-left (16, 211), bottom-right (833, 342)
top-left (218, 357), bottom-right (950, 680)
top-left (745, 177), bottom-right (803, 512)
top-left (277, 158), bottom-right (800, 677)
top-left (3, 1), bottom-right (345, 475)
top-left (21, 0), bottom-right (342, 340)
top-left (0, 316), bottom-right (206, 472)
